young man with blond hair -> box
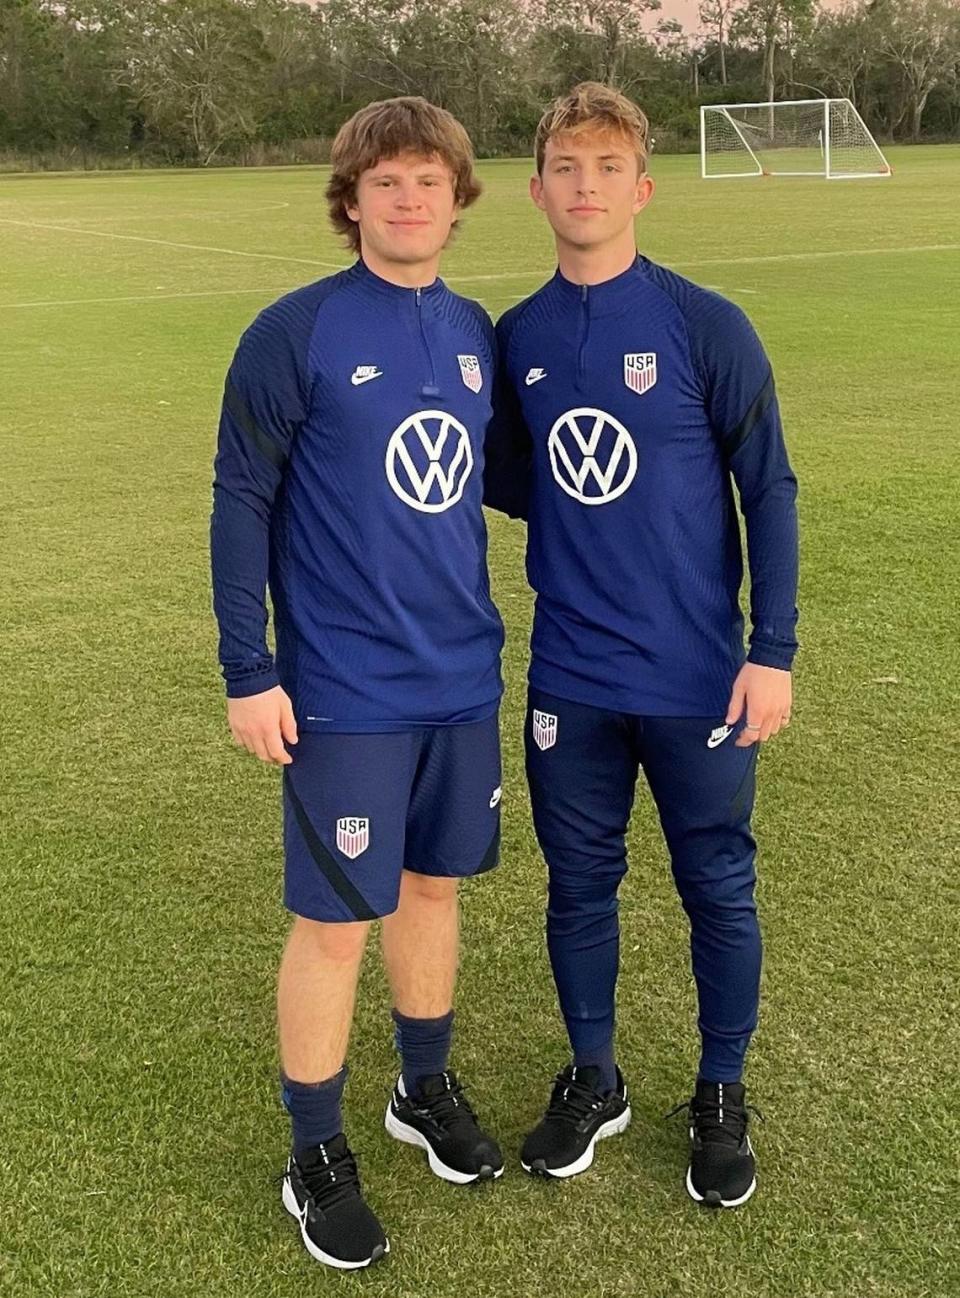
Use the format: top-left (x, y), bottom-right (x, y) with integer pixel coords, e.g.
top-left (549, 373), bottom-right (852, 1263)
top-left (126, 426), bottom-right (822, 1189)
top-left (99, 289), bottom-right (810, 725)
top-left (486, 83), bottom-right (798, 1207)
top-left (211, 97), bottom-right (505, 1269)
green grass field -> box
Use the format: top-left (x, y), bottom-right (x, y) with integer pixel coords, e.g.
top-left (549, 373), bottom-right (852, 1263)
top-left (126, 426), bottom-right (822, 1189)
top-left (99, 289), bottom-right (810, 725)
top-left (2, 148), bottom-right (959, 1298)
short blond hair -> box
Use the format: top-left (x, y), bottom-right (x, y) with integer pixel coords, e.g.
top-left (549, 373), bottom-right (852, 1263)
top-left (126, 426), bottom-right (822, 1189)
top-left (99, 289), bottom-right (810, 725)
top-left (535, 82), bottom-right (650, 175)
top-left (326, 97), bottom-right (482, 253)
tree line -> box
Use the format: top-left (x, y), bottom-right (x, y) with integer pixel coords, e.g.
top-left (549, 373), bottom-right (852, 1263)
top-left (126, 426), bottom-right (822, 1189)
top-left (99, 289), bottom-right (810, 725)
top-left (1, 0), bottom-right (958, 168)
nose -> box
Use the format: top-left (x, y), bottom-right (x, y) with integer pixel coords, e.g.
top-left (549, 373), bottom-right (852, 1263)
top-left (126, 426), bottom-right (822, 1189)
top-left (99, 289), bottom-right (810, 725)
top-left (394, 182), bottom-right (423, 210)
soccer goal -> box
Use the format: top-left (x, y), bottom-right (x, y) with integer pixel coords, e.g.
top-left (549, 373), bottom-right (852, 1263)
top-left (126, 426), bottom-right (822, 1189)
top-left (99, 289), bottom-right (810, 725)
top-left (700, 99), bottom-right (891, 180)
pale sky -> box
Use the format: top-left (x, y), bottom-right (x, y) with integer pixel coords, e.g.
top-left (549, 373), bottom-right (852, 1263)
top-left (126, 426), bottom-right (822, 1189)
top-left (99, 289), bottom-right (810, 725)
top-left (651, 0), bottom-right (842, 32)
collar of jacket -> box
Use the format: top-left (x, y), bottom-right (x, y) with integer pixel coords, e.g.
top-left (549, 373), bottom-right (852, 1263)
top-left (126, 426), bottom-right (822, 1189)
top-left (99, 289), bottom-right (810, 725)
top-left (347, 257), bottom-right (448, 303)
top-left (548, 253), bottom-right (650, 317)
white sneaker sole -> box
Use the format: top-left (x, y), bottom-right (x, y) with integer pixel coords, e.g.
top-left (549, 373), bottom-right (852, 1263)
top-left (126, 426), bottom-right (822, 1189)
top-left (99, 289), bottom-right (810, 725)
top-left (684, 1137), bottom-right (757, 1209)
top-left (281, 1176), bottom-right (389, 1269)
top-left (521, 1105), bottom-right (632, 1179)
top-left (384, 1103), bottom-right (505, 1185)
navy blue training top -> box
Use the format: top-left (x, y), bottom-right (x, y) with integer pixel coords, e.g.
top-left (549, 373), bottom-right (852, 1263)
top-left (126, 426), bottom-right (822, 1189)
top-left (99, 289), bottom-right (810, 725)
top-left (486, 255), bottom-right (799, 717)
top-left (210, 260), bottom-right (504, 732)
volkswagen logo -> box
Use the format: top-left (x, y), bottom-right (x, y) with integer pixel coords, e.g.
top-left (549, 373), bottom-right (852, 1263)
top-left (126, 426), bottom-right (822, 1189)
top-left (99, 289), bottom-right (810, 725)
top-left (548, 407), bottom-right (638, 505)
top-left (385, 410), bottom-right (474, 514)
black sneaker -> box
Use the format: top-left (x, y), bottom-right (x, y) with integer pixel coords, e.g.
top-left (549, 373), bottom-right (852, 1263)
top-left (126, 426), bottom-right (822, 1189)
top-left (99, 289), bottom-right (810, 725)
top-left (385, 1071), bottom-right (504, 1184)
top-left (521, 1064), bottom-right (631, 1179)
top-left (281, 1134), bottom-right (389, 1269)
top-left (668, 1080), bottom-right (761, 1208)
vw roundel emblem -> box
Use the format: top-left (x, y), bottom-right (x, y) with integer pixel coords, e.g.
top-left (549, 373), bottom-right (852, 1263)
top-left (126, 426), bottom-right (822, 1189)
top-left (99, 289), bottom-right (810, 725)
top-left (385, 409), bottom-right (474, 513)
top-left (547, 407), bottom-right (638, 505)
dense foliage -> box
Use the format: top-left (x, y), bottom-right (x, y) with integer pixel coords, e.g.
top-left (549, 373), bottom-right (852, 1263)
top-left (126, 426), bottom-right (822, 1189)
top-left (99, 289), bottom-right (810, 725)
top-left (2, 0), bottom-right (958, 166)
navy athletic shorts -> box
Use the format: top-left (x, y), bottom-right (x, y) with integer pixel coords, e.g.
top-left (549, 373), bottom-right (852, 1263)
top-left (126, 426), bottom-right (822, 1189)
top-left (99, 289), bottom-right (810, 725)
top-left (282, 713), bottom-right (502, 923)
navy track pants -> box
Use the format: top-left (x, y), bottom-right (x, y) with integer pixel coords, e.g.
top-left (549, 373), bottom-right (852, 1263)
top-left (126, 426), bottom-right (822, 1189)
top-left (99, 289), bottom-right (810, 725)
top-left (526, 687), bottom-right (762, 1083)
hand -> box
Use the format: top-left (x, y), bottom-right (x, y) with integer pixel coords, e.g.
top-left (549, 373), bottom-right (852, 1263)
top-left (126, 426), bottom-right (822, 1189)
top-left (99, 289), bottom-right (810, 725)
top-left (726, 663), bottom-right (792, 747)
top-left (227, 686), bottom-right (298, 765)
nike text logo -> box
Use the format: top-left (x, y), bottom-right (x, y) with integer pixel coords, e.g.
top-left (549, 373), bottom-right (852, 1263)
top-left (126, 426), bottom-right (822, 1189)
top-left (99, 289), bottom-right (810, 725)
top-left (525, 368), bottom-right (547, 386)
top-left (707, 725), bottom-right (733, 748)
top-left (351, 367), bottom-right (383, 385)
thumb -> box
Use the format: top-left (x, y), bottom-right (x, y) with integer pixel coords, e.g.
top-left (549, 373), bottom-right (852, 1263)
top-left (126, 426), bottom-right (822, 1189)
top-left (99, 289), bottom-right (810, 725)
top-left (280, 696), bottom-right (299, 746)
top-left (726, 677), bottom-right (747, 726)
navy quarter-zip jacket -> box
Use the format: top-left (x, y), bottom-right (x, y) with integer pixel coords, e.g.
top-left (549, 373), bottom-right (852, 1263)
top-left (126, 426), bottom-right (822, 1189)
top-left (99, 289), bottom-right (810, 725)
top-left (211, 260), bottom-right (504, 732)
top-left (487, 256), bottom-right (799, 717)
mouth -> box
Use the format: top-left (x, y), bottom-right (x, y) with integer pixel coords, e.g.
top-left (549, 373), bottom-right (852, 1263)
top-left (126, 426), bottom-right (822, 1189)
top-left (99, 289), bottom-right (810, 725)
top-left (568, 206), bottom-right (606, 215)
top-left (389, 220), bottom-right (431, 228)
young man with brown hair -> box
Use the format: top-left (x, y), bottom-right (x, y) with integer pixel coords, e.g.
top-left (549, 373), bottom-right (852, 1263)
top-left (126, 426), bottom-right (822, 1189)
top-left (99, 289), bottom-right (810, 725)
top-left (486, 83), bottom-right (798, 1207)
top-left (211, 97), bottom-right (505, 1270)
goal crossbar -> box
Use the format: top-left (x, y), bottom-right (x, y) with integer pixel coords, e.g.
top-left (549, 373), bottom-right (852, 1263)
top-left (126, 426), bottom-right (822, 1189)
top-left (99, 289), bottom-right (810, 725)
top-left (700, 99), bottom-right (891, 181)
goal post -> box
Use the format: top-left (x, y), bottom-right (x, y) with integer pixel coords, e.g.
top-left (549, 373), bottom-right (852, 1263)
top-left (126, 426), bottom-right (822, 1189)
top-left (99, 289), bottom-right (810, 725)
top-left (700, 99), bottom-right (891, 180)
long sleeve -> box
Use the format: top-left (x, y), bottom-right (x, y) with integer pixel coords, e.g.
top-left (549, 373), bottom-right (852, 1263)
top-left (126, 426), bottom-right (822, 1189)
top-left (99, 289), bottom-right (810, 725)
top-left (483, 313), bottom-right (532, 520)
top-left (210, 296), bottom-right (312, 697)
top-left (695, 300), bottom-right (799, 670)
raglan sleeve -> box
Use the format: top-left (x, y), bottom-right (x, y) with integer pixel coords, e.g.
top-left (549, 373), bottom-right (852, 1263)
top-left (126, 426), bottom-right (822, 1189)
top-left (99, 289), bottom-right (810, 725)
top-left (209, 299), bottom-right (310, 698)
top-left (696, 296), bottom-right (799, 670)
top-left (483, 309), bottom-right (532, 521)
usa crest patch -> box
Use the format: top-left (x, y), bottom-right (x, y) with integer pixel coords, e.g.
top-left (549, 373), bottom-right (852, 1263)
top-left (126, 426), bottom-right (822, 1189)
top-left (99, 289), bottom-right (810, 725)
top-left (336, 816), bottom-right (369, 859)
top-left (457, 354), bottom-right (483, 393)
top-left (624, 352), bottom-right (657, 396)
top-left (532, 710), bottom-right (557, 751)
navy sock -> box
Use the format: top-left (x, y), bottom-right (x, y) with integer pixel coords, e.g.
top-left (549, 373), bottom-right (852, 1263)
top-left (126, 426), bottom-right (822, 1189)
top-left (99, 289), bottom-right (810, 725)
top-left (281, 1065), bottom-right (347, 1158)
top-left (574, 1041), bottom-right (617, 1094)
top-left (391, 1008), bottom-right (454, 1096)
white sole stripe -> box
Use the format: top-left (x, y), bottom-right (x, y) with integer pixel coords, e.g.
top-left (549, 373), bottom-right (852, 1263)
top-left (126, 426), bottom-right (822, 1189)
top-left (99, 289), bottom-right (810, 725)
top-left (520, 1105), bottom-right (632, 1179)
top-left (281, 1175), bottom-right (389, 1269)
top-left (384, 1101), bottom-right (504, 1185)
top-left (685, 1164), bottom-right (757, 1208)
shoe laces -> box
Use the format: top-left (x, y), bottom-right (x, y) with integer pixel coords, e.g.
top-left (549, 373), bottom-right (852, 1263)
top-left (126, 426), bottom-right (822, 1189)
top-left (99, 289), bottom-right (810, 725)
top-left (410, 1072), bottom-right (479, 1132)
top-left (666, 1095), bottom-right (764, 1147)
top-left (545, 1070), bottom-right (608, 1125)
top-left (292, 1142), bottom-right (363, 1210)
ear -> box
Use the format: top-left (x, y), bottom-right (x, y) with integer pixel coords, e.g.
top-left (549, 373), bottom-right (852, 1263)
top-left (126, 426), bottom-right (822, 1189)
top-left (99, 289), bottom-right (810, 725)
top-left (632, 174), bottom-right (655, 216)
top-left (345, 202), bottom-right (360, 224)
top-left (530, 173), bottom-right (546, 211)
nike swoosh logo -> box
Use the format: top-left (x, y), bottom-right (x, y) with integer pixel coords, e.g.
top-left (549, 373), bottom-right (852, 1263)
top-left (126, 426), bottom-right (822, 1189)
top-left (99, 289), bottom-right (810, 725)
top-left (525, 370), bottom-right (546, 386)
top-left (351, 370), bottom-right (383, 386)
top-left (706, 727), bottom-right (733, 749)
top-left (489, 786), bottom-right (502, 808)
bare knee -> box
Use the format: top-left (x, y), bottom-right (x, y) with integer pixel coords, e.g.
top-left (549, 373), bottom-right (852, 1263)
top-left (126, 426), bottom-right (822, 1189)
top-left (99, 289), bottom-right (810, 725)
top-left (399, 871), bottom-right (459, 904)
top-left (289, 913), bottom-right (370, 963)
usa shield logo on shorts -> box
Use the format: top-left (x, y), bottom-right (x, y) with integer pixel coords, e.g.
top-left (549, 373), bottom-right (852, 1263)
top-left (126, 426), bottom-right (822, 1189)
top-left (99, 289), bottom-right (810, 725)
top-left (624, 352), bottom-right (657, 396)
top-left (532, 710), bottom-right (558, 751)
top-left (457, 354), bottom-right (483, 393)
top-left (336, 817), bottom-right (369, 859)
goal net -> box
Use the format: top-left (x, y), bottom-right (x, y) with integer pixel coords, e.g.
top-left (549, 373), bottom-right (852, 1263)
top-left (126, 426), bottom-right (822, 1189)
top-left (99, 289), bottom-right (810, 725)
top-left (700, 99), bottom-right (891, 180)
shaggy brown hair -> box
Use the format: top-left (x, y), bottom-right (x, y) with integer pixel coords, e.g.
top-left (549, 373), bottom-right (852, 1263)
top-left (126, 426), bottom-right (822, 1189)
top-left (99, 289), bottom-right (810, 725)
top-left (326, 97), bottom-right (482, 254)
top-left (535, 82), bottom-right (650, 175)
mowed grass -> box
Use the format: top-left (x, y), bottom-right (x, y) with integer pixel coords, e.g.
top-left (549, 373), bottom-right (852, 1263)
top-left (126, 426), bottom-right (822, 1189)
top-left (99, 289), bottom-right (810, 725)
top-left (1, 147), bottom-right (959, 1298)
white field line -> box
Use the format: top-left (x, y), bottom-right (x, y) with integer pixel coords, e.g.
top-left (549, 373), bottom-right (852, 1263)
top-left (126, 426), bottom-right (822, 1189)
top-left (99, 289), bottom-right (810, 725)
top-left (0, 286), bottom-right (300, 310)
top-left (1, 214), bottom-right (957, 311)
top-left (676, 243), bottom-right (960, 268)
top-left (450, 243), bottom-right (960, 281)
top-left (0, 216), bottom-right (346, 271)
top-left (3, 282), bottom-right (758, 310)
